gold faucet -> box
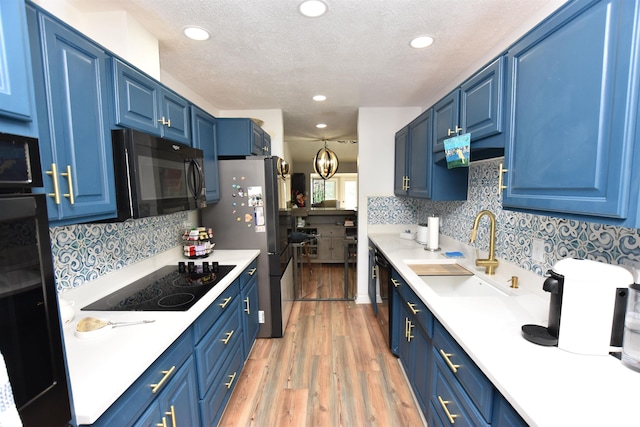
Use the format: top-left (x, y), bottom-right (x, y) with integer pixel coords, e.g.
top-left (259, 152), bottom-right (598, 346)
top-left (470, 210), bottom-right (499, 274)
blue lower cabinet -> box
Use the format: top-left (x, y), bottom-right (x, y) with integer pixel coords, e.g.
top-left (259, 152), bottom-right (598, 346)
top-left (199, 337), bottom-right (244, 426)
top-left (431, 351), bottom-right (489, 427)
top-left (241, 270), bottom-right (259, 358)
top-left (134, 355), bottom-right (200, 427)
top-left (492, 393), bottom-right (528, 427)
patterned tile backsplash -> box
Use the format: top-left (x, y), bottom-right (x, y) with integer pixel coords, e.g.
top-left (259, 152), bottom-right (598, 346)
top-left (368, 158), bottom-right (640, 276)
top-left (50, 212), bottom-right (190, 291)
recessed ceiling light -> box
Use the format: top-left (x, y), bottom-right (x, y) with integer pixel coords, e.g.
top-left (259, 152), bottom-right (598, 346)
top-left (299, 0), bottom-right (328, 18)
top-left (183, 26), bottom-right (210, 41)
top-left (313, 95), bottom-right (327, 102)
top-left (410, 35), bottom-right (434, 49)
top-left (316, 123), bottom-right (327, 129)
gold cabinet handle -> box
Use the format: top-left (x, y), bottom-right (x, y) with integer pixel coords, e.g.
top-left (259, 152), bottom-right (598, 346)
top-left (156, 417), bottom-right (167, 427)
top-left (438, 395), bottom-right (459, 424)
top-left (158, 117), bottom-right (171, 127)
top-left (61, 165), bottom-right (75, 204)
top-left (391, 278), bottom-right (400, 288)
top-left (165, 405), bottom-right (176, 427)
top-left (150, 365), bottom-right (176, 393)
top-left (447, 125), bottom-right (463, 136)
top-left (244, 297), bottom-right (250, 314)
top-left (439, 349), bottom-right (460, 374)
top-left (219, 296), bottom-right (232, 308)
top-left (498, 162), bottom-right (508, 196)
top-left (225, 371), bottom-right (237, 389)
top-left (407, 301), bottom-right (420, 315)
top-left (247, 268), bottom-right (257, 276)
top-left (405, 318), bottom-right (414, 342)
top-left (46, 163), bottom-right (61, 204)
top-left (371, 266), bottom-right (377, 279)
top-left (402, 176), bottom-right (410, 190)
top-left (222, 330), bottom-right (235, 344)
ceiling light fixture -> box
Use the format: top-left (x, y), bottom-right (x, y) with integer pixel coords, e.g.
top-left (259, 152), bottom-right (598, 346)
top-left (183, 26), bottom-right (210, 41)
top-left (277, 158), bottom-right (290, 179)
top-left (313, 140), bottom-right (339, 180)
top-left (299, 0), bottom-right (328, 18)
top-left (316, 123), bottom-right (327, 129)
top-left (313, 95), bottom-right (327, 102)
top-left (410, 35), bottom-right (434, 49)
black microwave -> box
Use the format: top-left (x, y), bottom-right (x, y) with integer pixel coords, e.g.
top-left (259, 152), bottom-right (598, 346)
top-left (111, 129), bottom-right (206, 221)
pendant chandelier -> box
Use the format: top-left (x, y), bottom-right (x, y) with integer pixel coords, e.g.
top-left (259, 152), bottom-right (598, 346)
top-left (276, 157), bottom-right (289, 179)
top-left (313, 140), bottom-right (339, 180)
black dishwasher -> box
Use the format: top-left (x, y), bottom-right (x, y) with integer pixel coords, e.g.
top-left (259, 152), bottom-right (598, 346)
top-left (374, 250), bottom-right (393, 350)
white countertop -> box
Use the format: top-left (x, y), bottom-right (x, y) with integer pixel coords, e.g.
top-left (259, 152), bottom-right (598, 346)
top-left (58, 248), bottom-right (259, 425)
top-left (368, 232), bottom-right (639, 427)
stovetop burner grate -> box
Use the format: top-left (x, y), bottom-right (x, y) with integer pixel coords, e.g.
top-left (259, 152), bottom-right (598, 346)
top-left (82, 264), bottom-right (236, 311)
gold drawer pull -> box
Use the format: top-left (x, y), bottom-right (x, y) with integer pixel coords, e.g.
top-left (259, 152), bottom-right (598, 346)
top-left (391, 278), bottom-right (400, 288)
top-left (371, 266), bottom-right (377, 279)
top-left (165, 405), bottom-right (176, 427)
top-left (247, 268), bottom-right (257, 276)
top-left (407, 301), bottom-right (420, 315)
top-left (158, 117), bottom-right (171, 127)
top-left (46, 163), bottom-right (61, 204)
top-left (244, 297), bottom-right (251, 314)
top-left (150, 365), bottom-right (176, 393)
top-left (225, 371), bottom-right (237, 389)
top-left (222, 330), bottom-right (235, 344)
top-left (498, 162), bottom-right (508, 196)
top-left (406, 318), bottom-right (414, 342)
top-left (61, 165), bottom-right (75, 204)
top-left (438, 395), bottom-right (459, 424)
top-left (156, 417), bottom-right (167, 427)
top-left (439, 349), bottom-right (460, 374)
top-left (219, 296), bottom-right (232, 308)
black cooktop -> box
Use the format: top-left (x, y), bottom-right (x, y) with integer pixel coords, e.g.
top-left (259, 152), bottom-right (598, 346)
top-left (82, 263), bottom-right (236, 312)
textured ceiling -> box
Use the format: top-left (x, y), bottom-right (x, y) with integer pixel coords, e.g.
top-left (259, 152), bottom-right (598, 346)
top-left (68, 0), bottom-right (567, 162)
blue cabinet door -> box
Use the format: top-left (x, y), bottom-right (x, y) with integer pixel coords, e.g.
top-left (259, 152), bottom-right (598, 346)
top-left (0, 0), bottom-right (33, 123)
top-left (191, 106), bottom-right (220, 202)
top-left (158, 356), bottom-right (200, 427)
top-left (460, 56), bottom-right (505, 144)
top-left (393, 125), bottom-right (409, 196)
top-left (217, 118), bottom-right (266, 157)
top-left (160, 88), bottom-right (190, 145)
top-left (368, 242), bottom-right (377, 315)
top-left (433, 90), bottom-right (460, 152)
top-left (36, 12), bottom-right (116, 223)
top-left (241, 271), bottom-right (259, 359)
top-left (412, 323), bottom-right (431, 416)
top-left (113, 59), bottom-right (190, 145)
top-left (113, 59), bottom-right (160, 135)
top-left (502, 0), bottom-right (639, 221)
top-left (408, 109), bottom-right (433, 198)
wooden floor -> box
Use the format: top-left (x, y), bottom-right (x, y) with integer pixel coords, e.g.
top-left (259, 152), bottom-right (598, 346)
top-left (219, 300), bottom-right (424, 426)
top-left (296, 263), bottom-right (357, 300)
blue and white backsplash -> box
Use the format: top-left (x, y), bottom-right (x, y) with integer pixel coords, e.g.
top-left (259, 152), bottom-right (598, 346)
top-left (50, 212), bottom-right (189, 291)
top-left (368, 158), bottom-right (640, 276)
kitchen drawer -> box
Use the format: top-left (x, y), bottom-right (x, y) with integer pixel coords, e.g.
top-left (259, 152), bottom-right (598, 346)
top-left (91, 329), bottom-right (193, 426)
top-left (433, 321), bottom-right (493, 422)
top-left (199, 336), bottom-right (244, 425)
top-left (194, 296), bottom-right (242, 396)
top-left (431, 351), bottom-right (490, 427)
top-left (193, 280), bottom-right (240, 344)
top-left (239, 259), bottom-right (258, 289)
top-left (492, 393), bottom-right (527, 427)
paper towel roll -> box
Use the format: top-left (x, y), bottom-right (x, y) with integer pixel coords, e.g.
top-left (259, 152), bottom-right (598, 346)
top-left (427, 216), bottom-right (439, 250)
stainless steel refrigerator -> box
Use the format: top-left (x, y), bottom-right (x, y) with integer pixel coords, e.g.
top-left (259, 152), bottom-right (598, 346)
top-left (200, 157), bottom-right (294, 338)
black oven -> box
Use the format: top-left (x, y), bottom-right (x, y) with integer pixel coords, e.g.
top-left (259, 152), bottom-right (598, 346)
top-left (0, 133), bottom-right (72, 426)
top-left (375, 249), bottom-right (394, 351)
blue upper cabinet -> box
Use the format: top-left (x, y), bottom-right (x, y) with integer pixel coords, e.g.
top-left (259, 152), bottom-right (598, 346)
top-left (191, 105), bottom-right (220, 203)
top-left (28, 6), bottom-right (117, 224)
top-left (460, 56), bottom-right (505, 153)
top-left (394, 125), bottom-right (410, 196)
top-left (113, 59), bottom-right (190, 145)
top-left (432, 90), bottom-right (460, 153)
top-left (407, 109), bottom-right (433, 198)
top-left (502, 0), bottom-right (640, 225)
top-left (0, 0), bottom-right (38, 137)
top-left (217, 117), bottom-right (270, 157)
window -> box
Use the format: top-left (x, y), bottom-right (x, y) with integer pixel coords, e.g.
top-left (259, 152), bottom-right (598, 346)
top-left (311, 173), bottom-right (357, 208)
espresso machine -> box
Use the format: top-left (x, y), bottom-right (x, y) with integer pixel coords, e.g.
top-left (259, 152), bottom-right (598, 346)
top-left (522, 258), bottom-right (631, 356)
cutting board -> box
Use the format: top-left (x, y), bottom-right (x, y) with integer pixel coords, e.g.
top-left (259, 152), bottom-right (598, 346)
top-left (408, 263), bottom-right (473, 276)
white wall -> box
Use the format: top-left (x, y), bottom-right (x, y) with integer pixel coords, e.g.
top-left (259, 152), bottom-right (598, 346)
top-left (355, 107), bottom-right (422, 303)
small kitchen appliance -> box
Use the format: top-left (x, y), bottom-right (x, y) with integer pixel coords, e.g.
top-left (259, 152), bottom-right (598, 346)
top-left (622, 282), bottom-right (640, 371)
top-left (522, 258), bottom-right (630, 356)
